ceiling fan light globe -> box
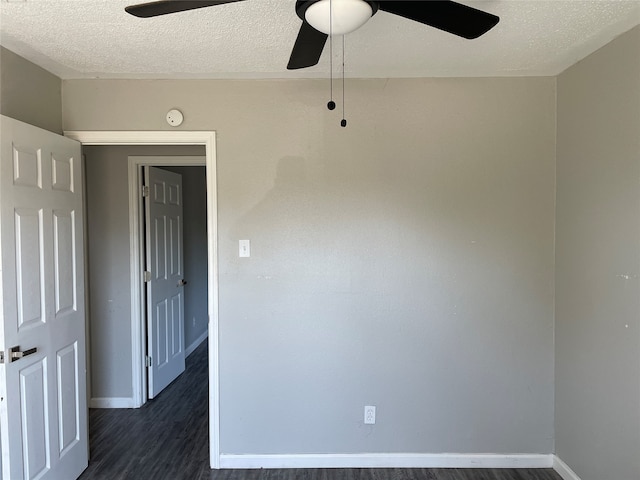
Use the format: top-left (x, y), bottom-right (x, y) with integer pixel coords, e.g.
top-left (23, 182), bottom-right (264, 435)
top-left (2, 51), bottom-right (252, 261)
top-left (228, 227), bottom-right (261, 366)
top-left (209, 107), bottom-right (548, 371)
top-left (305, 0), bottom-right (373, 35)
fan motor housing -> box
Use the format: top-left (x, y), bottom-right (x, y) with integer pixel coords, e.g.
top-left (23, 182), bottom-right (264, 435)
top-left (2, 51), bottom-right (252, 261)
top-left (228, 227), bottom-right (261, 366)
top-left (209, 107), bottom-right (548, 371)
top-left (295, 0), bottom-right (379, 23)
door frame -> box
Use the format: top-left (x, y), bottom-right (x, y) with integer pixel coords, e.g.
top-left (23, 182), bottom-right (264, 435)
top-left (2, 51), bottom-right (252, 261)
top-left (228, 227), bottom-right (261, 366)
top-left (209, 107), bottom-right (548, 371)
top-left (64, 131), bottom-right (220, 470)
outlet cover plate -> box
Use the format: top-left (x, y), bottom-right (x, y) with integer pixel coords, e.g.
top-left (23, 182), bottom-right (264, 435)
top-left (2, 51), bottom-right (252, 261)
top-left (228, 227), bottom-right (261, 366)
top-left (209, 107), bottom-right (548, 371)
top-left (364, 405), bottom-right (376, 424)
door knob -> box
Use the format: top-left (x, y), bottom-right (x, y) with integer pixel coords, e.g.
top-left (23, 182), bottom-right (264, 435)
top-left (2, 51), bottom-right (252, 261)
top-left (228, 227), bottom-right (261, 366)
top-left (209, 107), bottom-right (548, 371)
top-left (177, 279), bottom-right (188, 287)
top-left (9, 345), bottom-right (38, 363)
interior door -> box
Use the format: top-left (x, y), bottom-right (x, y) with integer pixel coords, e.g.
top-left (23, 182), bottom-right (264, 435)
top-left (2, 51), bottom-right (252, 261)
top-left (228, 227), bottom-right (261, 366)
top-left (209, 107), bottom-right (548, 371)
top-left (144, 166), bottom-right (185, 398)
top-left (0, 115), bottom-right (88, 480)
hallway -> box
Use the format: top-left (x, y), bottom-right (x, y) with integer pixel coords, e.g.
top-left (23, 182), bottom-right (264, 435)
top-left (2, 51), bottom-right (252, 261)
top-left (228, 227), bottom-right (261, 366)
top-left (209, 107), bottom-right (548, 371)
top-left (79, 341), bottom-right (210, 479)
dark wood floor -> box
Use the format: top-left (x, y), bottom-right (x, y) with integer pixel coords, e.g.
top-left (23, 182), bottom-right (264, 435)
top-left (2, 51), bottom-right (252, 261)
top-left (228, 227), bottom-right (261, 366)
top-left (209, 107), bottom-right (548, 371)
top-left (79, 343), bottom-right (562, 480)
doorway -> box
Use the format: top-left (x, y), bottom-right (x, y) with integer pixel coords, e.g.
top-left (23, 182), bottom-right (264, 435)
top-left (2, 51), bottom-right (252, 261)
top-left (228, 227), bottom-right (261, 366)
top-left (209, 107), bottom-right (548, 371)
top-left (65, 130), bottom-right (220, 469)
top-left (132, 157), bottom-right (208, 401)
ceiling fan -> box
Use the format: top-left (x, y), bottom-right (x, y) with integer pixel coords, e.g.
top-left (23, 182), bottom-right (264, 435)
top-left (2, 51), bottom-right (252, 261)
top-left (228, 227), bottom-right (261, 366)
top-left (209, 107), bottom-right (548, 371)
top-left (125, 0), bottom-right (500, 70)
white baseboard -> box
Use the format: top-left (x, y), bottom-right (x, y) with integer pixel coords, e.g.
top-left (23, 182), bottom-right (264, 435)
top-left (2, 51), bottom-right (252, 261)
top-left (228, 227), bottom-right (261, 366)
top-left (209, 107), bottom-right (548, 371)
top-left (219, 453), bottom-right (554, 469)
top-left (553, 456), bottom-right (582, 480)
top-left (185, 330), bottom-right (208, 357)
top-left (89, 397), bottom-right (136, 409)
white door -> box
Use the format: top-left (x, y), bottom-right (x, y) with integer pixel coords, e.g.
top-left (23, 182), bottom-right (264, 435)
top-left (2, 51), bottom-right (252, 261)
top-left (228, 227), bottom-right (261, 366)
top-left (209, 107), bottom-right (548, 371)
top-left (0, 116), bottom-right (88, 480)
top-left (144, 166), bottom-right (185, 398)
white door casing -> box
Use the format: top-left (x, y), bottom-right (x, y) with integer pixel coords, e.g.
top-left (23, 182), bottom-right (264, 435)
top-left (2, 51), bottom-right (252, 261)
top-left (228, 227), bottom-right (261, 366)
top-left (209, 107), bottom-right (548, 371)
top-left (144, 167), bottom-right (185, 398)
top-left (64, 131), bottom-right (219, 469)
top-left (0, 116), bottom-right (88, 479)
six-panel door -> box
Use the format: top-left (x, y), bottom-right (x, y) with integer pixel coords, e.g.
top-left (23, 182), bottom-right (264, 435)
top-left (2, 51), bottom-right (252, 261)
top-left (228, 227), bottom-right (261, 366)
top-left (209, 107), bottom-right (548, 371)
top-left (145, 166), bottom-right (186, 399)
top-left (0, 115), bottom-right (88, 480)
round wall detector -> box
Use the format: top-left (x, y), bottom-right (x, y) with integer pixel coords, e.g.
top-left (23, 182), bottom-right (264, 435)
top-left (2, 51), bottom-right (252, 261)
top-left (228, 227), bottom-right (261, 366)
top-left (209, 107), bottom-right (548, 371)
top-left (166, 109), bottom-right (184, 127)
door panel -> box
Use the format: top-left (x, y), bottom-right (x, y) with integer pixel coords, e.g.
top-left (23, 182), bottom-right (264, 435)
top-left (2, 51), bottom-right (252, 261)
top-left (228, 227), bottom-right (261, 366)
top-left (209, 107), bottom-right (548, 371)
top-left (171, 295), bottom-right (181, 355)
top-left (56, 342), bottom-right (79, 456)
top-left (154, 216), bottom-right (166, 279)
top-left (53, 209), bottom-right (76, 316)
top-left (169, 216), bottom-right (180, 275)
top-left (15, 208), bottom-right (45, 329)
top-left (145, 166), bottom-right (185, 398)
top-left (156, 300), bottom-right (169, 366)
top-left (12, 145), bottom-right (41, 188)
top-left (51, 155), bottom-right (73, 193)
top-left (19, 358), bottom-right (50, 480)
top-left (0, 115), bottom-right (88, 480)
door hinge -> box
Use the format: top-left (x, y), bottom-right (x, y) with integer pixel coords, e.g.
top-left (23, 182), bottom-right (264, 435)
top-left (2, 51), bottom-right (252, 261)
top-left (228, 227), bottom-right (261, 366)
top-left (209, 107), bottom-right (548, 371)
top-left (0, 351), bottom-right (4, 364)
top-left (145, 356), bottom-right (152, 367)
top-left (143, 271), bottom-right (151, 282)
top-left (142, 185), bottom-right (150, 198)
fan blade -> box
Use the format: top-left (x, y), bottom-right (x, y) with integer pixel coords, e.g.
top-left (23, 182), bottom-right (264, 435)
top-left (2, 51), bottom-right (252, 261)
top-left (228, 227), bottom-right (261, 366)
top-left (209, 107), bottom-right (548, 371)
top-left (378, 0), bottom-right (499, 39)
top-left (125, 0), bottom-right (245, 18)
top-left (287, 22), bottom-right (328, 70)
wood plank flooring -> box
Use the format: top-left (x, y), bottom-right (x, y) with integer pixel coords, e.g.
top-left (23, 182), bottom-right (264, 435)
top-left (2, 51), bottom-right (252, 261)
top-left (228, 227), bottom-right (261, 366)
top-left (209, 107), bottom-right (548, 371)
top-left (79, 343), bottom-right (562, 480)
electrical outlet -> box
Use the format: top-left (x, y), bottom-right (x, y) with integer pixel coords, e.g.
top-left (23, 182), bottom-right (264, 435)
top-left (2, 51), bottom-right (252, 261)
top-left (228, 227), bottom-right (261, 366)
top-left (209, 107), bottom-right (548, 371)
top-left (192, 317), bottom-right (196, 327)
top-left (364, 405), bottom-right (376, 425)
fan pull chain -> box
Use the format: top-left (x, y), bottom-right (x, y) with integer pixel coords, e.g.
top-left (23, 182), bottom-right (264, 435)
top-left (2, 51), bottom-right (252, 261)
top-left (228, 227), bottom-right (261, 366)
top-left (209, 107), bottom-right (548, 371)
top-left (327, 0), bottom-right (336, 111)
top-left (341, 35), bottom-right (347, 127)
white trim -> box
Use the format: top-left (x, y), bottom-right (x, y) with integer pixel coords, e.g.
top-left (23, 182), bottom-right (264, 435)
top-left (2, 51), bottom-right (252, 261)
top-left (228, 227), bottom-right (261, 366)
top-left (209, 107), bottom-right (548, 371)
top-left (127, 158), bottom-right (145, 407)
top-left (219, 453), bottom-right (554, 470)
top-left (129, 155), bottom-right (206, 166)
top-left (64, 131), bottom-right (220, 470)
top-left (65, 130), bottom-right (214, 146)
top-left (553, 456), bottom-right (583, 480)
top-left (206, 138), bottom-right (221, 470)
top-left (185, 330), bottom-right (209, 358)
top-left (89, 397), bottom-right (136, 409)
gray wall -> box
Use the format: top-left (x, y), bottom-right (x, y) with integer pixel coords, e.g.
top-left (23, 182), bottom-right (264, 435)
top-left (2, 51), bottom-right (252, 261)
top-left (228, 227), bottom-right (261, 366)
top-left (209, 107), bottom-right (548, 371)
top-left (160, 165), bottom-right (209, 351)
top-left (0, 47), bottom-right (62, 134)
top-left (555, 26), bottom-right (640, 480)
top-left (84, 145), bottom-right (205, 400)
top-left (65, 77), bottom-right (556, 455)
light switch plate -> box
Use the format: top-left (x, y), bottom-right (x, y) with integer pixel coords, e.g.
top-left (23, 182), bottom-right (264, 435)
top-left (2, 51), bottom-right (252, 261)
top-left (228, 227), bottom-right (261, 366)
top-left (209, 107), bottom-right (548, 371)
top-left (239, 239), bottom-right (250, 258)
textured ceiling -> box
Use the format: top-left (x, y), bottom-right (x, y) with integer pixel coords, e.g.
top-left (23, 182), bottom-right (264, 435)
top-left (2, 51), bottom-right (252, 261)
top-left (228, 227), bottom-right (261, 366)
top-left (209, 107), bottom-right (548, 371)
top-left (1, 0), bottom-right (639, 79)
